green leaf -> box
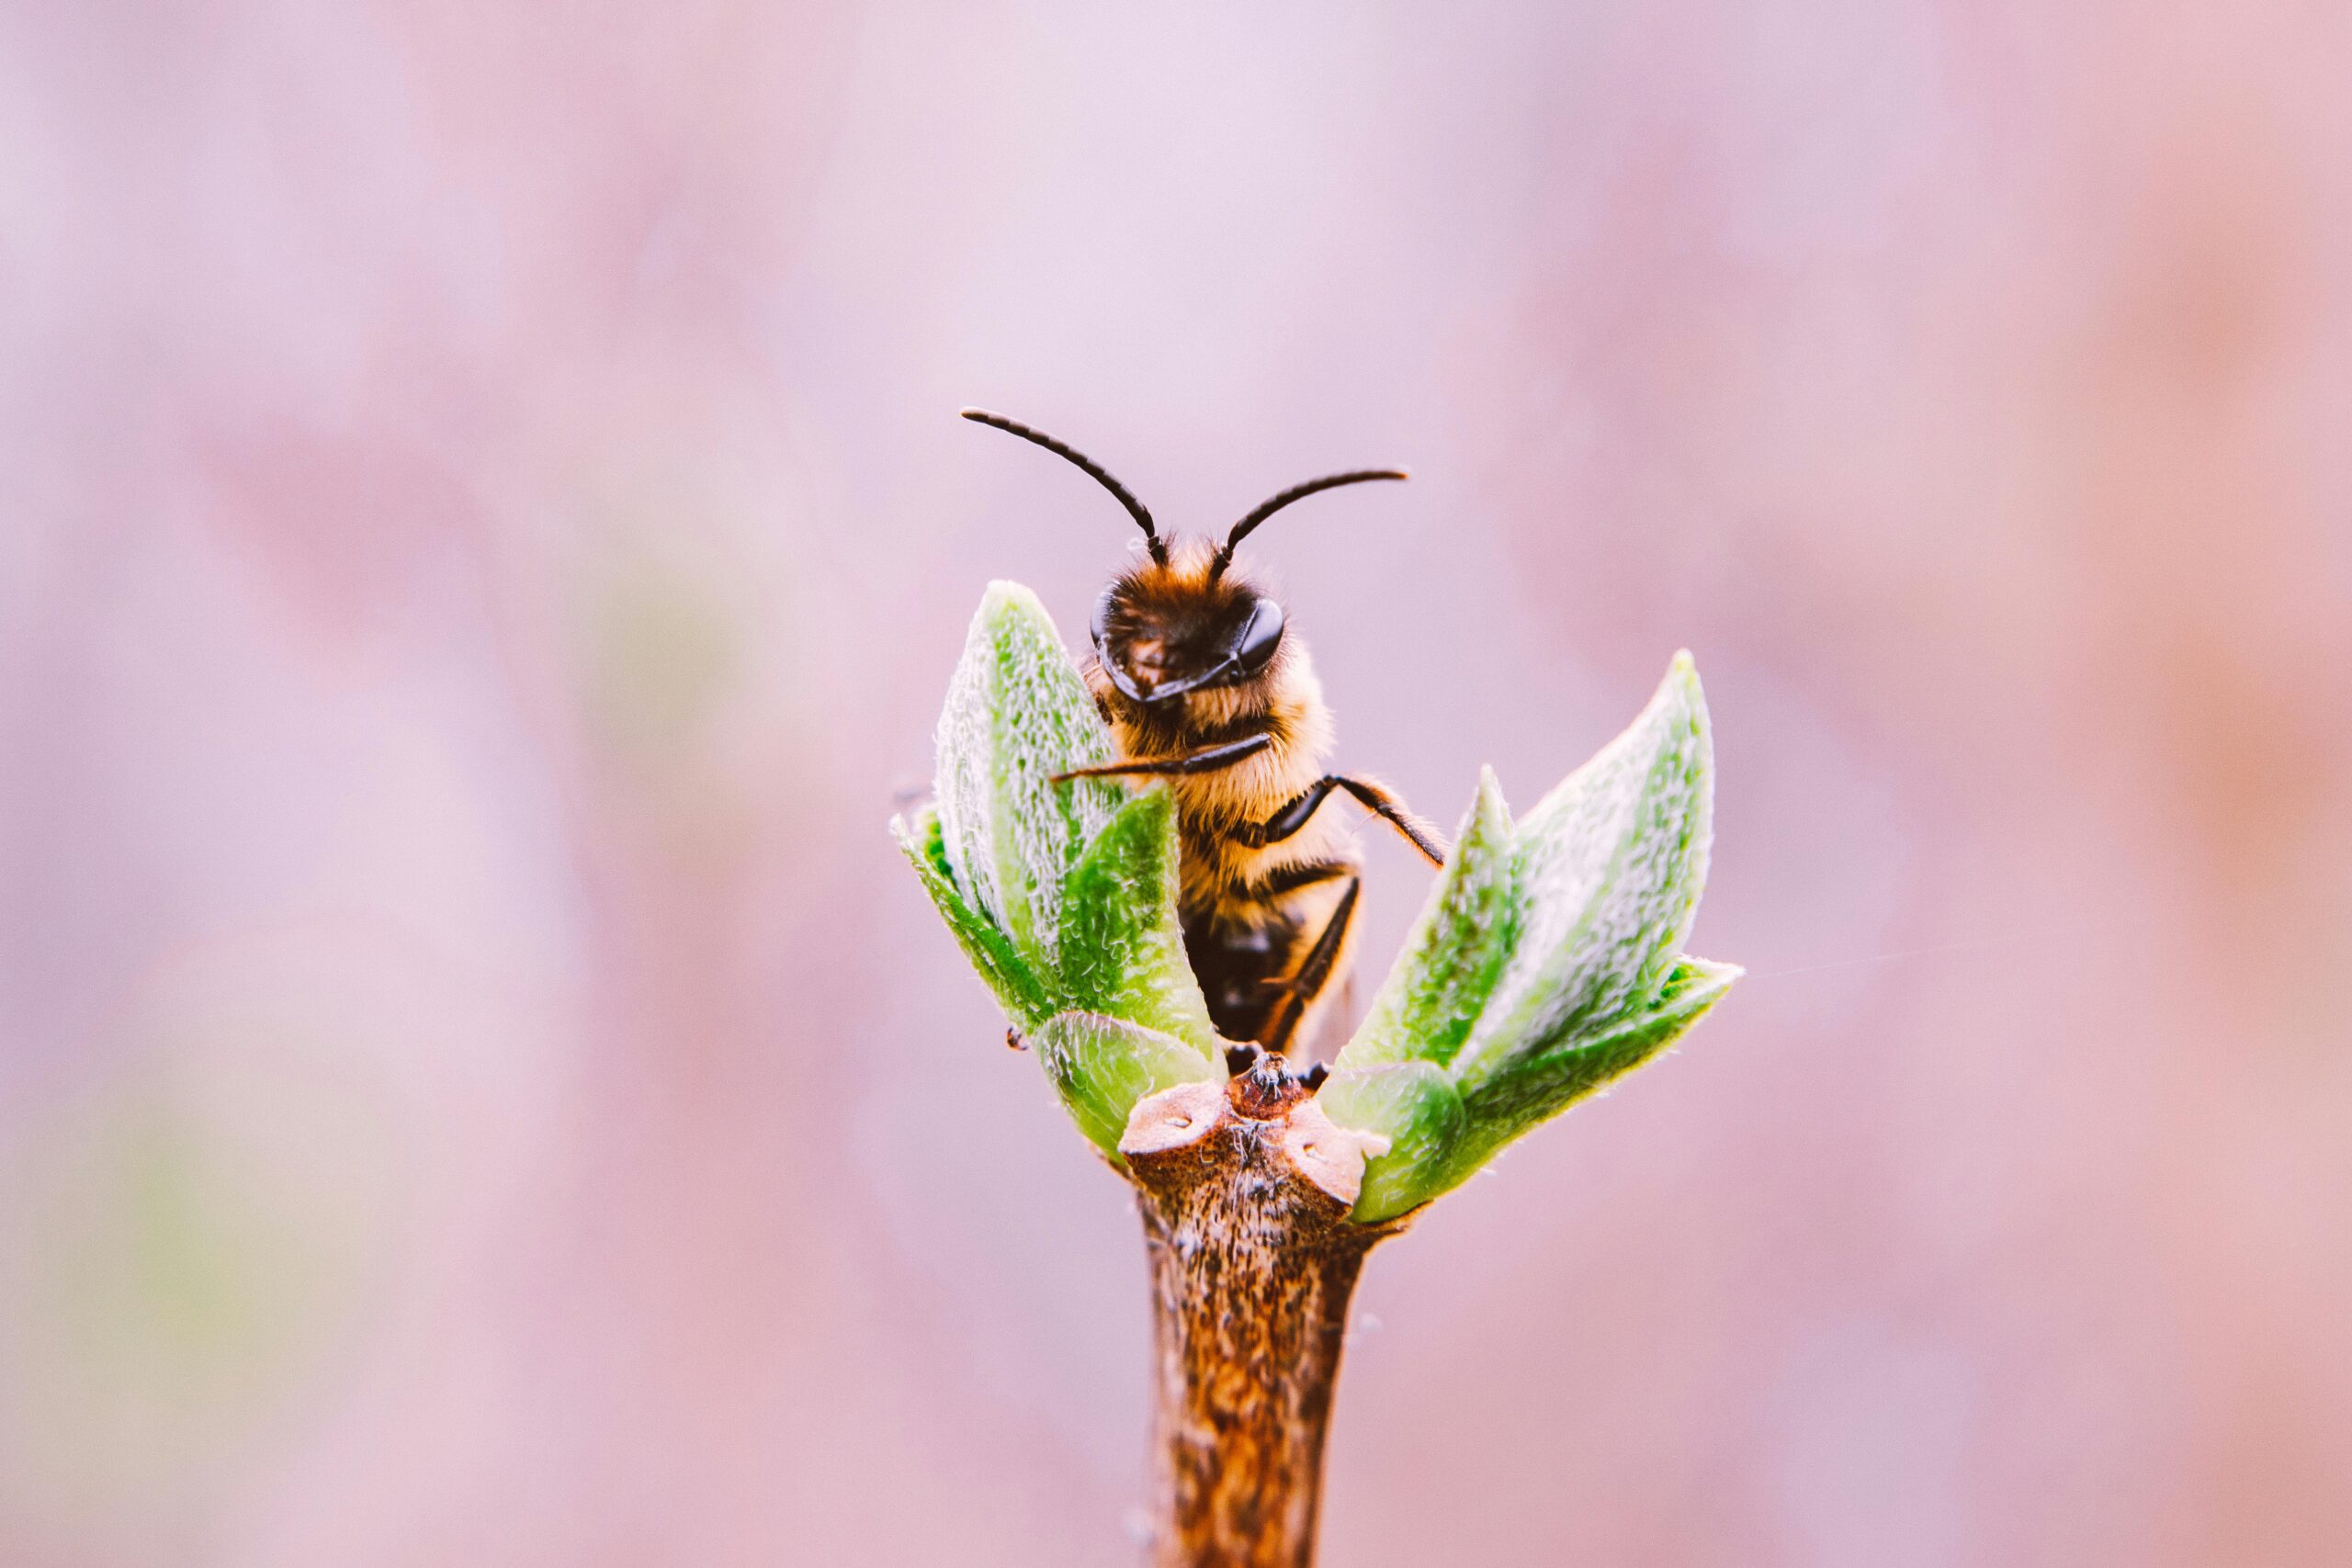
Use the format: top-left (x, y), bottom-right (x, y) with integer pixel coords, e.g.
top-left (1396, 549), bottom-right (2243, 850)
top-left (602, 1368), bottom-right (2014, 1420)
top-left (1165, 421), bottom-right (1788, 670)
top-left (1057, 787), bottom-right (1217, 1055)
top-left (1441, 956), bottom-right (1739, 1190)
top-left (1320, 653), bottom-right (1732, 1222)
top-left (901, 583), bottom-right (1227, 1161)
top-left (933, 581), bottom-right (1125, 971)
top-left (1324, 959), bottom-right (1736, 1217)
top-left (1340, 768), bottom-right (1518, 1071)
top-left (1451, 652), bottom-right (1713, 1095)
top-left (904, 585), bottom-right (1736, 1215)
top-left (891, 806), bottom-right (1056, 1028)
top-left (1034, 1011), bottom-right (1224, 1159)
top-left (1316, 1061), bottom-right (1467, 1223)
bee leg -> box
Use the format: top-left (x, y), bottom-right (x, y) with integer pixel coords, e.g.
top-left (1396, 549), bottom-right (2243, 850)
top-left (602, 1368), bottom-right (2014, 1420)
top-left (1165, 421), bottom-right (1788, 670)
top-left (1243, 862), bottom-right (1353, 998)
top-left (1259, 858), bottom-right (1354, 896)
top-left (1331, 778), bottom-right (1448, 865)
top-left (1241, 776), bottom-right (1448, 867)
top-left (1261, 874), bottom-right (1360, 1056)
top-left (1050, 731), bottom-right (1271, 783)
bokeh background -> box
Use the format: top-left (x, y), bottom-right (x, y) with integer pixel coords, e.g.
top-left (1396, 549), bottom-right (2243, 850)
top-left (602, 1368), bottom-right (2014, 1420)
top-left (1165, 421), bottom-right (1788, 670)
top-left (5, 2), bottom-right (2349, 1563)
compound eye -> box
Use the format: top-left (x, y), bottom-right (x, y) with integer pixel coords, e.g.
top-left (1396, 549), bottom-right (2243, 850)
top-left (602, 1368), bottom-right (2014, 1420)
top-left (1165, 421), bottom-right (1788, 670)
top-left (1090, 585), bottom-right (1118, 650)
top-left (1234, 596), bottom-right (1285, 672)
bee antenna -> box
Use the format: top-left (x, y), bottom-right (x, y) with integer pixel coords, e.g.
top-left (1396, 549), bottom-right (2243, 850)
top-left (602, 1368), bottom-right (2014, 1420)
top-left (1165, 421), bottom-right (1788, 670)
top-left (960, 408), bottom-right (1167, 565)
top-left (1213, 468), bottom-right (1409, 580)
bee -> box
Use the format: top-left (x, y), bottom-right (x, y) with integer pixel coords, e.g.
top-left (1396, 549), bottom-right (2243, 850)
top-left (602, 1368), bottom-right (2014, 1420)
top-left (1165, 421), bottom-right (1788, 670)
top-left (962, 408), bottom-right (1446, 1056)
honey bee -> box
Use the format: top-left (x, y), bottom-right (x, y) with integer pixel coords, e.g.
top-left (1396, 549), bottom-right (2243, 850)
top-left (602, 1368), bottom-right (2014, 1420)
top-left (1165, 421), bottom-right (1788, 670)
top-left (963, 408), bottom-right (1446, 1055)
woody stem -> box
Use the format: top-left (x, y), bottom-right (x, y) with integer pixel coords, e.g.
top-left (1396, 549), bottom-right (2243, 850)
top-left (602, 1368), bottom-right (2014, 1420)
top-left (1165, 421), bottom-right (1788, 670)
top-left (1120, 1070), bottom-right (1401, 1568)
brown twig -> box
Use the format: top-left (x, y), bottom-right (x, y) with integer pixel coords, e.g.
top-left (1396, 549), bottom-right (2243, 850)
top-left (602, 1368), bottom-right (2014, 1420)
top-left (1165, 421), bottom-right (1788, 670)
top-left (1119, 1064), bottom-right (1405, 1567)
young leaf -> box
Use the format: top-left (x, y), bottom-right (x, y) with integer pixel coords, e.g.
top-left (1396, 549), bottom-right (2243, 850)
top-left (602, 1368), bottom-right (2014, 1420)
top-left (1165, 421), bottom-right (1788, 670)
top-left (1319, 654), bottom-right (1732, 1222)
top-left (1316, 1061), bottom-right (1467, 1223)
top-left (905, 582), bottom-right (1227, 1161)
top-left (904, 582), bottom-right (1736, 1215)
top-left (1450, 653), bottom-right (1713, 1095)
top-left (1035, 1011), bottom-right (1225, 1159)
top-left (1339, 768), bottom-right (1517, 1072)
top-left (1441, 956), bottom-right (1739, 1190)
top-left (933, 581), bottom-right (1125, 969)
top-left (892, 806), bottom-right (1056, 1028)
top-left (1058, 787), bottom-right (1218, 1055)
top-left (1323, 958), bottom-right (1736, 1218)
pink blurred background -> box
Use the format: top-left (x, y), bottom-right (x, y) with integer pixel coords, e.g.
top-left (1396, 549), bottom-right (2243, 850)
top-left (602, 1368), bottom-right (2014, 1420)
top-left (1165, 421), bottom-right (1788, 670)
top-left (5, 2), bottom-right (2349, 1563)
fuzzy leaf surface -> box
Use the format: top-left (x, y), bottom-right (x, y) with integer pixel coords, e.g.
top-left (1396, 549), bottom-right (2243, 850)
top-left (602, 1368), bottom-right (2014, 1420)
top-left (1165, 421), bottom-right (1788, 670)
top-left (1342, 768), bottom-right (1517, 1071)
top-left (1315, 1062), bottom-right (1466, 1223)
top-left (1450, 653), bottom-right (1713, 1093)
top-left (905, 582), bottom-right (1222, 1156)
top-left (1035, 1011), bottom-right (1223, 1158)
top-left (1323, 654), bottom-right (1733, 1221)
top-left (1058, 787), bottom-right (1217, 1054)
top-left (933, 581), bottom-right (1124, 966)
top-left (1441, 956), bottom-right (1739, 1190)
top-left (892, 806), bottom-right (1055, 1029)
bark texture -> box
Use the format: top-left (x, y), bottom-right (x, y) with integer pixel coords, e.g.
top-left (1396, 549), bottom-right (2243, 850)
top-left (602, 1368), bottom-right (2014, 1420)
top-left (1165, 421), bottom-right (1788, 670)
top-left (1121, 1065), bottom-right (1403, 1568)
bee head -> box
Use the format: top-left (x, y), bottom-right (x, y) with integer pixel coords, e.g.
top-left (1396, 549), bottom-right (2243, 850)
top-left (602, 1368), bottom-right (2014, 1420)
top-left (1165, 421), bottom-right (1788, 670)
top-left (1090, 549), bottom-right (1286, 706)
top-left (956, 409), bottom-right (1404, 709)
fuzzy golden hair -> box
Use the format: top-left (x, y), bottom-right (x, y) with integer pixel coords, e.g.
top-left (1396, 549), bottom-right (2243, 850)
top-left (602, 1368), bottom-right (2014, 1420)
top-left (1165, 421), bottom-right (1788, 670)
top-left (1085, 542), bottom-right (1351, 931)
